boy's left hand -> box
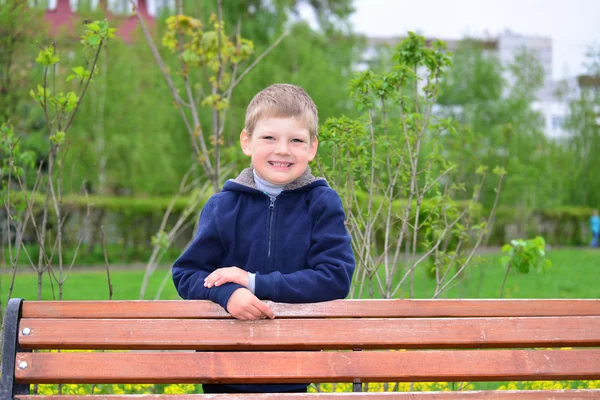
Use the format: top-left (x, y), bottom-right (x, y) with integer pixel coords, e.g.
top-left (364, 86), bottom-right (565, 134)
top-left (204, 266), bottom-right (249, 288)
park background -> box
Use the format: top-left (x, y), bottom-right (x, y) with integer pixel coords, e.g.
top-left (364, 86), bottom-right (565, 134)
top-left (0, 0), bottom-right (599, 394)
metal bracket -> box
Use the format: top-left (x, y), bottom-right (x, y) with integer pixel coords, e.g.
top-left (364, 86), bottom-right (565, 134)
top-left (352, 348), bottom-right (362, 392)
top-left (1, 298), bottom-right (30, 400)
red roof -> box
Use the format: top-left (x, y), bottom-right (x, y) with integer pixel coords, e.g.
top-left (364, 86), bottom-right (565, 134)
top-left (44, 0), bottom-right (155, 43)
top-left (44, 0), bottom-right (76, 36)
top-left (117, 0), bottom-right (155, 43)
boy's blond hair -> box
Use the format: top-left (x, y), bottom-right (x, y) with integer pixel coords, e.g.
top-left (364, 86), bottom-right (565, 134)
top-left (244, 84), bottom-right (318, 141)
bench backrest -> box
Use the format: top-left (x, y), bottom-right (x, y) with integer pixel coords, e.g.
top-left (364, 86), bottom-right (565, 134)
top-left (1, 298), bottom-right (600, 396)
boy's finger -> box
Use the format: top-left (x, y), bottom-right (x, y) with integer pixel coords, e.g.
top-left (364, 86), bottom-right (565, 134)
top-left (256, 301), bottom-right (275, 319)
top-left (254, 306), bottom-right (269, 320)
top-left (204, 273), bottom-right (221, 287)
top-left (247, 305), bottom-right (263, 320)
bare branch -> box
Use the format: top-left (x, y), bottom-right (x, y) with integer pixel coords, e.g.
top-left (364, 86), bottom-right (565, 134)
top-left (499, 254), bottom-right (515, 299)
top-left (101, 225), bottom-right (113, 300)
top-left (223, 29), bottom-right (289, 98)
top-left (60, 185), bottom-right (91, 283)
top-left (63, 39), bottom-right (105, 133)
top-left (217, 17), bottom-right (242, 140)
top-left (128, 0), bottom-right (190, 108)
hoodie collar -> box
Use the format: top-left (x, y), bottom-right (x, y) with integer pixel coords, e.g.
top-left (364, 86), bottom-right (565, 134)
top-left (228, 166), bottom-right (326, 192)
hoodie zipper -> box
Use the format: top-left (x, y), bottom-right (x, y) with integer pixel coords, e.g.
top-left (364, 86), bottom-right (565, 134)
top-left (267, 196), bottom-right (276, 271)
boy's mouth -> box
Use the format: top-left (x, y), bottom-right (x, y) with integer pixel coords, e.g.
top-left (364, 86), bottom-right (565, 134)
top-left (268, 162), bottom-right (292, 167)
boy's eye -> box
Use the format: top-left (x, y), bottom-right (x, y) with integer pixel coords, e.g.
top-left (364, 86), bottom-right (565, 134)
top-left (262, 136), bottom-right (274, 140)
top-left (292, 138), bottom-right (305, 143)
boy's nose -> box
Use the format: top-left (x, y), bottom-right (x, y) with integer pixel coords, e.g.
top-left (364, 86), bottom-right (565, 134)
top-left (274, 141), bottom-right (291, 154)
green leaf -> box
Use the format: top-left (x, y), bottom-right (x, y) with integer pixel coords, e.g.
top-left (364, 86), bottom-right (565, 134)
top-left (30, 85), bottom-right (48, 103)
top-left (73, 66), bottom-right (85, 76)
top-left (35, 47), bottom-right (60, 66)
top-left (515, 259), bottom-right (530, 274)
top-left (86, 22), bottom-right (100, 32)
top-left (64, 92), bottom-right (78, 112)
top-left (87, 35), bottom-right (101, 46)
top-left (49, 131), bottom-right (66, 146)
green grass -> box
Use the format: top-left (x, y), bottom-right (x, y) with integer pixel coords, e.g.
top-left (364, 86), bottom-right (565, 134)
top-left (368, 248), bottom-right (600, 299)
top-left (1, 248), bottom-right (599, 302)
top-left (0, 266), bottom-right (179, 301)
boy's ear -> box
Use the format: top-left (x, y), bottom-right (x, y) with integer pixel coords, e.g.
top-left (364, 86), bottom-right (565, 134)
top-left (240, 130), bottom-right (252, 156)
top-left (308, 138), bottom-right (319, 162)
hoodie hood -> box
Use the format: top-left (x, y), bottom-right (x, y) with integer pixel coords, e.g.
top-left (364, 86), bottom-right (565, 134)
top-left (225, 167), bottom-right (327, 193)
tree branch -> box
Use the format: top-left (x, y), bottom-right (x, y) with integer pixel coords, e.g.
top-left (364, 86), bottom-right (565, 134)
top-left (223, 29), bottom-right (289, 98)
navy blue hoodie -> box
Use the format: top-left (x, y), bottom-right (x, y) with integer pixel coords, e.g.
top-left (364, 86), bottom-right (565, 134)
top-left (172, 167), bottom-right (355, 393)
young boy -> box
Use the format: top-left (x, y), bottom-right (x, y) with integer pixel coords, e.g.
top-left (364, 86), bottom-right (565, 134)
top-left (172, 83), bottom-right (356, 394)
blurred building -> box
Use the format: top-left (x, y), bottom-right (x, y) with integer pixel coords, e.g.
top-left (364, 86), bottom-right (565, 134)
top-left (38, 0), bottom-right (175, 43)
top-left (362, 30), bottom-right (595, 141)
top-left (497, 30), bottom-right (553, 100)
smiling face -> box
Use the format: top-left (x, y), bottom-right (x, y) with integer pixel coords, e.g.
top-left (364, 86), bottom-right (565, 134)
top-left (240, 117), bottom-right (318, 186)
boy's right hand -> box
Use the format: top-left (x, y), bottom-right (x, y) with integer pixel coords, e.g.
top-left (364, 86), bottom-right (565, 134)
top-left (226, 288), bottom-right (275, 320)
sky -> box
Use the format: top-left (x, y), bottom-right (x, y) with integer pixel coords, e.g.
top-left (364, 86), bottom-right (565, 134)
top-left (348, 0), bottom-right (600, 81)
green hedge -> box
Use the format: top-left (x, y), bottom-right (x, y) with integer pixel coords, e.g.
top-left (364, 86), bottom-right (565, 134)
top-left (23, 193), bottom-right (210, 214)
top-left (2, 193), bottom-right (212, 266)
top-left (490, 206), bottom-right (595, 246)
top-left (2, 192), bottom-right (594, 267)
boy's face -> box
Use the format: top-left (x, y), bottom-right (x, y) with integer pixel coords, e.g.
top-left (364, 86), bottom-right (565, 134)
top-left (241, 117), bottom-right (318, 186)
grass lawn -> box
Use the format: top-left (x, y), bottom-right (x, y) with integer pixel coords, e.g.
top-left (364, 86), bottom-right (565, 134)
top-left (1, 248), bottom-right (598, 301)
top-left (1, 266), bottom-right (178, 301)
top-left (368, 247), bottom-right (600, 299)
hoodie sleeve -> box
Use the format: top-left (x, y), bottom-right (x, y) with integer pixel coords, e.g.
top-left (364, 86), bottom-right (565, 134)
top-left (172, 196), bottom-right (244, 311)
top-left (254, 190), bottom-right (355, 303)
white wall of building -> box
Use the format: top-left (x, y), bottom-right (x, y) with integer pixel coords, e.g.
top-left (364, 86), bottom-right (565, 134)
top-left (532, 100), bottom-right (569, 139)
top-left (361, 30), bottom-right (584, 141)
top-left (45, 0), bottom-right (174, 17)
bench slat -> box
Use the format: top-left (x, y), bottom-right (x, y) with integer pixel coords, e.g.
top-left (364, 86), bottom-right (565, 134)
top-left (21, 299), bottom-right (600, 319)
top-left (13, 391), bottom-right (600, 399)
top-left (17, 316), bottom-right (600, 350)
top-left (15, 350), bottom-right (600, 384)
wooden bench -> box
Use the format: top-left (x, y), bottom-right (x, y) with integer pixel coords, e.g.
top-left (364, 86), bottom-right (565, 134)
top-left (1, 298), bottom-right (599, 399)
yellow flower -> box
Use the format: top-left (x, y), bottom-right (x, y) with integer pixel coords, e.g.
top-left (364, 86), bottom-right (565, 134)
top-left (110, 385), bottom-right (125, 395)
top-left (37, 385), bottom-right (58, 395)
top-left (163, 384), bottom-right (196, 394)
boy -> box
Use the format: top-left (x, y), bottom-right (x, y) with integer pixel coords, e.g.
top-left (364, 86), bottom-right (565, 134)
top-left (172, 84), bottom-right (356, 394)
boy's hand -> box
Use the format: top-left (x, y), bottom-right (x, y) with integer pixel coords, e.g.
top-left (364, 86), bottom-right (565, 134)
top-left (204, 266), bottom-right (249, 288)
top-left (226, 288), bottom-right (275, 320)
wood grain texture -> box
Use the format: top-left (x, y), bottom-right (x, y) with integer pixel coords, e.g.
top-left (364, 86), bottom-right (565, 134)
top-left (13, 391), bottom-right (600, 399)
top-left (15, 349), bottom-right (600, 384)
top-left (17, 316), bottom-right (600, 350)
top-left (21, 299), bottom-right (600, 319)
